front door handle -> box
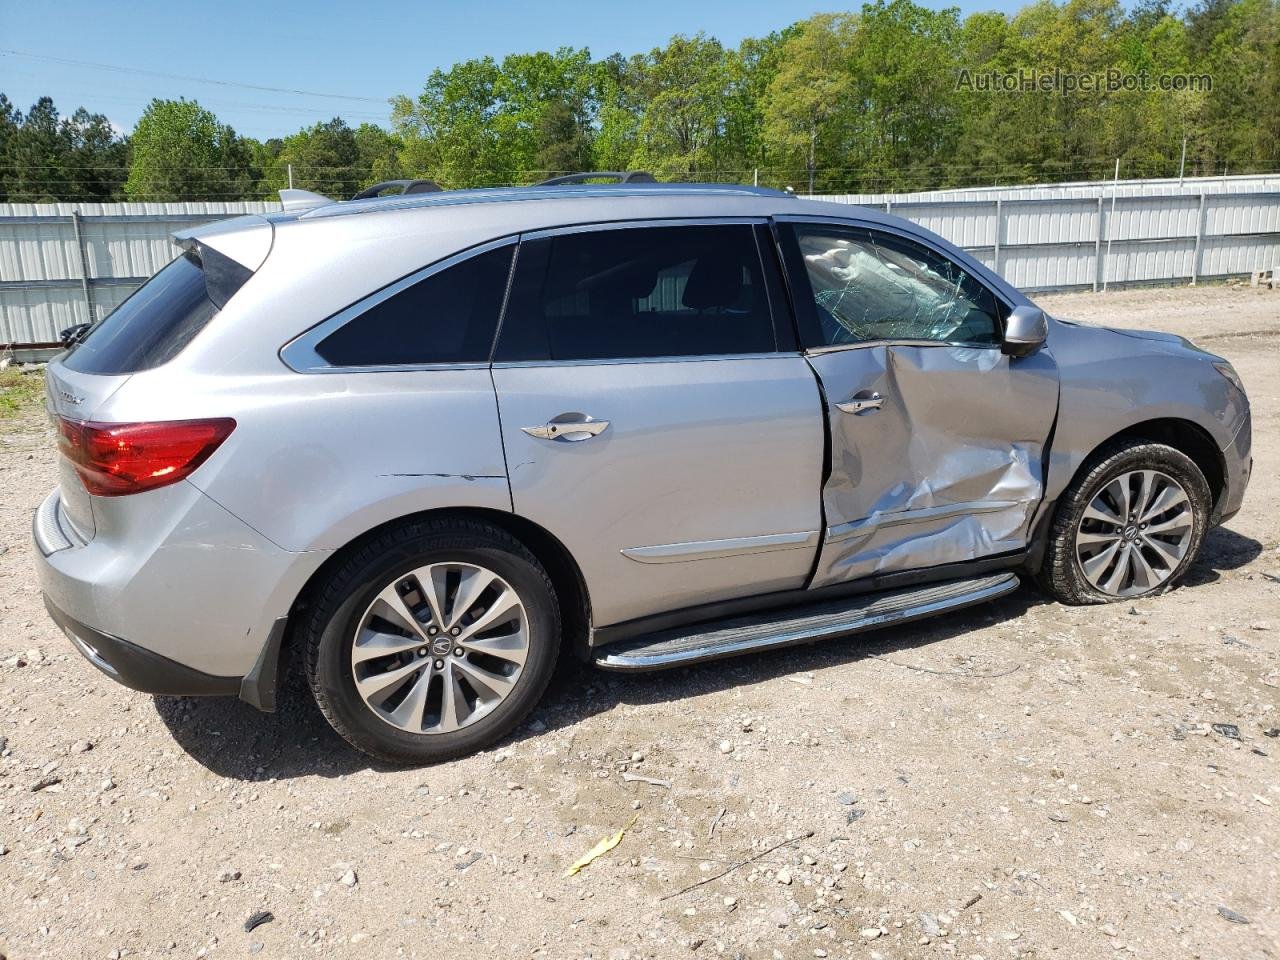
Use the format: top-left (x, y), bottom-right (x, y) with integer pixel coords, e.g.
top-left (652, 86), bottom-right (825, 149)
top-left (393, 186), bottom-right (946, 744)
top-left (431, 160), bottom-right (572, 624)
top-left (522, 414), bottom-right (610, 442)
top-left (836, 392), bottom-right (885, 415)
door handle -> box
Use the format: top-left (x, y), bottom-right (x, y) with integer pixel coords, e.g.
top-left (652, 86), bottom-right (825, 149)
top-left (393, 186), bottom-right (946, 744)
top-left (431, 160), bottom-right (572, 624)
top-left (836, 392), bottom-right (885, 415)
top-left (522, 415), bottom-right (610, 442)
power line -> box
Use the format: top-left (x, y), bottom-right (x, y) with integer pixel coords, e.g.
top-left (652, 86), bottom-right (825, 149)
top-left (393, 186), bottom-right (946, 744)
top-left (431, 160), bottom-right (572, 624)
top-left (0, 49), bottom-right (388, 104)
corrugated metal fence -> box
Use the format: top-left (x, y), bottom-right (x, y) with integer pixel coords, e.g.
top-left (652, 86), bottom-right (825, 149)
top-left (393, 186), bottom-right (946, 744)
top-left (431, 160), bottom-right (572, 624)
top-left (2, 178), bottom-right (1279, 349)
top-left (818, 174), bottom-right (1280, 292)
top-left (0, 201), bottom-right (280, 349)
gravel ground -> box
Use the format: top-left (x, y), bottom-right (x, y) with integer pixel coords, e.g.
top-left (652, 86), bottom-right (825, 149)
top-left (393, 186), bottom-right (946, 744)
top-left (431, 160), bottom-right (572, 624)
top-left (0, 283), bottom-right (1277, 960)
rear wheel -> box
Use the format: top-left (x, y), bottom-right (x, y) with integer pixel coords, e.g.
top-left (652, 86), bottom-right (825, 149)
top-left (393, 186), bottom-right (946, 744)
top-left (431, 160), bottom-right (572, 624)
top-left (1038, 440), bottom-right (1211, 605)
top-left (302, 519), bottom-right (560, 764)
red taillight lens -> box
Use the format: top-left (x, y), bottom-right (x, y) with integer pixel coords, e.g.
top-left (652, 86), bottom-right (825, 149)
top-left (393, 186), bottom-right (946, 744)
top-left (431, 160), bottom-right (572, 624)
top-left (56, 417), bottom-right (236, 497)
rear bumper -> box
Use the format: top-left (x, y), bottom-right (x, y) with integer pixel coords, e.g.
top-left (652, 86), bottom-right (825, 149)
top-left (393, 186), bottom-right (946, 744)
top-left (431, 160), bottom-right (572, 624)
top-left (43, 595), bottom-right (241, 697)
top-left (1217, 408), bottom-right (1252, 524)
top-left (32, 482), bottom-right (327, 708)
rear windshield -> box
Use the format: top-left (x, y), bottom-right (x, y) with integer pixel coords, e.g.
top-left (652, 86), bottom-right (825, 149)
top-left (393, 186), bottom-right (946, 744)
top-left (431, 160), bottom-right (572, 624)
top-left (62, 246), bottom-right (248, 374)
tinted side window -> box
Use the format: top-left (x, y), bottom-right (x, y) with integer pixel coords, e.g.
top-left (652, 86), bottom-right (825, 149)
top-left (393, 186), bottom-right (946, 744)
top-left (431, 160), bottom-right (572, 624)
top-left (788, 224), bottom-right (1003, 348)
top-left (498, 224), bottom-right (776, 362)
top-left (315, 245), bottom-right (513, 367)
top-left (63, 251), bottom-right (219, 374)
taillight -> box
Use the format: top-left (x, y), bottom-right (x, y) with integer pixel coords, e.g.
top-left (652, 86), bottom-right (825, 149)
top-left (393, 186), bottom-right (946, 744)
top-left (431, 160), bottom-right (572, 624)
top-left (56, 417), bottom-right (236, 497)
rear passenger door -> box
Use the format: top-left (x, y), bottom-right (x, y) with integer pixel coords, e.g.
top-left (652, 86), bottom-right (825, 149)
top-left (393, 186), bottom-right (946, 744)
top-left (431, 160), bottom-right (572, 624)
top-left (492, 220), bottom-right (826, 629)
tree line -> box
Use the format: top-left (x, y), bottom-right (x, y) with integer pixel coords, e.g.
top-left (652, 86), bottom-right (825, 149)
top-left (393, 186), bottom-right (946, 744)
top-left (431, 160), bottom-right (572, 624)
top-left (1, 0), bottom-right (1276, 202)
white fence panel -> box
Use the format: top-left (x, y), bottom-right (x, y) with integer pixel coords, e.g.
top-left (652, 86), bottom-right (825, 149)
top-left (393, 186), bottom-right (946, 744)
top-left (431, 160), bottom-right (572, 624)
top-left (2, 184), bottom-right (1278, 349)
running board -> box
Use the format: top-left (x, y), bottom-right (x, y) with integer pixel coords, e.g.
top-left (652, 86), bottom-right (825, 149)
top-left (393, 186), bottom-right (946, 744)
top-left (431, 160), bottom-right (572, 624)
top-left (593, 573), bottom-right (1019, 671)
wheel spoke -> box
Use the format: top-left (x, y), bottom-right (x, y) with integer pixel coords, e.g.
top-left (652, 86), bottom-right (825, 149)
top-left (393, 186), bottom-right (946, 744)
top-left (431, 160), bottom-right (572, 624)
top-left (1129, 547), bottom-right (1160, 591)
top-left (449, 567), bottom-right (496, 629)
top-left (436, 667), bottom-right (467, 732)
top-left (1102, 543), bottom-right (1133, 594)
top-left (457, 588), bottom-right (522, 642)
top-left (355, 658), bottom-right (425, 705)
top-left (387, 667), bottom-right (432, 731)
top-left (452, 657), bottom-right (517, 701)
top-left (461, 629), bottom-right (529, 666)
top-left (1144, 511), bottom-right (1192, 535)
top-left (1140, 485), bottom-right (1188, 523)
top-left (1141, 533), bottom-right (1183, 569)
top-left (1083, 500), bottom-right (1122, 527)
top-left (1081, 538), bottom-right (1122, 586)
top-left (352, 627), bottom-right (424, 665)
top-left (418, 566), bottom-right (451, 628)
top-left (1106, 477), bottom-right (1132, 520)
top-left (1133, 470), bottom-right (1156, 519)
top-left (1076, 529), bottom-right (1118, 546)
top-left (371, 584), bottom-right (431, 642)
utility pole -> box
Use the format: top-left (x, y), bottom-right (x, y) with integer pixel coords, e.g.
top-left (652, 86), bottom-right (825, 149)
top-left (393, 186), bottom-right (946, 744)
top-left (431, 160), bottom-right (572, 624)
top-left (1102, 158), bottom-right (1120, 292)
top-left (1178, 138), bottom-right (1187, 186)
top-left (287, 164), bottom-right (294, 190)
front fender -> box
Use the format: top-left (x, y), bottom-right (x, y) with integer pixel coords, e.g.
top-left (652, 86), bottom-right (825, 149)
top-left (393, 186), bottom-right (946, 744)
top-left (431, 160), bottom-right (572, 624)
top-left (1041, 320), bottom-right (1245, 506)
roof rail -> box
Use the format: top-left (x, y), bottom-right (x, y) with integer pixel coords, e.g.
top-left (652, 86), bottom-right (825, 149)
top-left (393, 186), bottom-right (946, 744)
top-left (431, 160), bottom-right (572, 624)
top-left (537, 171), bottom-right (657, 186)
top-left (351, 179), bottom-right (444, 200)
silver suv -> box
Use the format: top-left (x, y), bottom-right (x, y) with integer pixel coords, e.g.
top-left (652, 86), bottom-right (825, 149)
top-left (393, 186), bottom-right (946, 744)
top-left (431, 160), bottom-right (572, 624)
top-left (34, 184), bottom-right (1252, 763)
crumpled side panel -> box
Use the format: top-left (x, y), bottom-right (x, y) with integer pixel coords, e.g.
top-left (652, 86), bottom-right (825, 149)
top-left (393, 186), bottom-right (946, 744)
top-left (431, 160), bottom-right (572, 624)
top-left (809, 343), bottom-right (1058, 587)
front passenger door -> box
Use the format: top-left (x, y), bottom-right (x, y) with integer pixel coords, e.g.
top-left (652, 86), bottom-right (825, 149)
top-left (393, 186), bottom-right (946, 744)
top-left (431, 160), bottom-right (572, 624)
top-left (778, 220), bottom-right (1060, 587)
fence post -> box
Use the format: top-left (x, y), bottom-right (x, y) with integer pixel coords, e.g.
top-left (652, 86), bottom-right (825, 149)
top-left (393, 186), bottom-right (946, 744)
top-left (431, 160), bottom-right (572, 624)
top-left (993, 198), bottom-right (1003, 274)
top-left (69, 209), bottom-right (95, 324)
top-left (1191, 193), bottom-right (1206, 286)
top-left (1093, 196), bottom-right (1104, 292)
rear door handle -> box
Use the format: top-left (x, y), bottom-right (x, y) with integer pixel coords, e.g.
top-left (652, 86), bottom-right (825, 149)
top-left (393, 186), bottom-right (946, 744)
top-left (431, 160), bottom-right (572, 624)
top-left (522, 414), bottom-right (610, 442)
top-left (836, 392), bottom-right (885, 415)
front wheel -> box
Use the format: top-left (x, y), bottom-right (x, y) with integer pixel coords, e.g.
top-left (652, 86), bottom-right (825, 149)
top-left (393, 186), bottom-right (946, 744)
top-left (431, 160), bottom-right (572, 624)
top-left (1038, 440), bottom-right (1211, 605)
top-left (301, 519), bottom-right (560, 764)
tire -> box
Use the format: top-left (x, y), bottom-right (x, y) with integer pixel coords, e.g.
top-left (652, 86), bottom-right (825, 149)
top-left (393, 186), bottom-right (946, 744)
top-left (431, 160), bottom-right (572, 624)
top-left (1037, 440), bottom-right (1211, 605)
top-left (301, 518), bottom-right (560, 764)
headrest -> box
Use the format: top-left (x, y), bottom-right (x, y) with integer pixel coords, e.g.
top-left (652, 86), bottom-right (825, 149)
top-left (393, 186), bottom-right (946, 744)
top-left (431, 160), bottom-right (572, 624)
top-left (682, 252), bottom-right (742, 310)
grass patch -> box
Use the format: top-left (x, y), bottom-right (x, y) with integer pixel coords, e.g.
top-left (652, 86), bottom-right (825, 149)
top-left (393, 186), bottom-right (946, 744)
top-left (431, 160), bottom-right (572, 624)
top-left (0, 366), bottom-right (46, 420)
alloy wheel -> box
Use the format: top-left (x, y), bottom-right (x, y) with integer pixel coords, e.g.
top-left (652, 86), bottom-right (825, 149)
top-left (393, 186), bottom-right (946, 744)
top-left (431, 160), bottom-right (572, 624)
top-left (1073, 469), bottom-right (1195, 598)
top-left (350, 562), bottom-right (529, 734)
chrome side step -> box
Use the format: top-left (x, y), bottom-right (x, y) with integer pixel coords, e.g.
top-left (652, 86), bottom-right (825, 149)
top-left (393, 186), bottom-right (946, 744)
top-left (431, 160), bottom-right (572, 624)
top-left (593, 573), bottom-right (1019, 671)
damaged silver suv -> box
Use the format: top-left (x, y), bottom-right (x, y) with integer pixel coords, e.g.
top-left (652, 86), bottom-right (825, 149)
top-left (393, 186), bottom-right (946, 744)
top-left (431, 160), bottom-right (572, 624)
top-left (35, 184), bottom-right (1252, 763)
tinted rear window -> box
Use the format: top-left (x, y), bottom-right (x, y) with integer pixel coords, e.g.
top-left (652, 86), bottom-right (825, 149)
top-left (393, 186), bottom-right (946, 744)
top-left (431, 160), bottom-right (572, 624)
top-left (496, 224), bottom-right (777, 362)
top-left (314, 245), bottom-right (513, 367)
top-left (62, 249), bottom-right (237, 375)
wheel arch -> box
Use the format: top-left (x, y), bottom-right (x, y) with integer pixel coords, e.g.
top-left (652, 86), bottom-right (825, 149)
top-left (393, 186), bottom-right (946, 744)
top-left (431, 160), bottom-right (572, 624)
top-left (1102, 418), bottom-right (1225, 513)
top-left (1025, 416), bottom-right (1225, 576)
top-left (280, 507), bottom-right (593, 681)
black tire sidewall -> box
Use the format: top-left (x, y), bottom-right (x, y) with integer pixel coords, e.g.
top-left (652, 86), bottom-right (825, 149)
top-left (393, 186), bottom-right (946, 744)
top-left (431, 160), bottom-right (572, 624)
top-left (1048, 442), bottom-right (1211, 604)
top-left (307, 525), bottom-right (559, 764)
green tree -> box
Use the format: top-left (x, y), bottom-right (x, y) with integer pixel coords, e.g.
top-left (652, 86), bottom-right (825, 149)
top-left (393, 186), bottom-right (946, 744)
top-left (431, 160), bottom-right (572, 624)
top-left (274, 117), bottom-right (362, 196)
top-left (125, 98), bottom-right (254, 201)
top-left (0, 97), bottom-right (127, 201)
top-left (763, 14), bottom-right (856, 193)
top-left (355, 123), bottom-right (405, 185)
top-left (848, 0), bottom-right (963, 191)
top-left (630, 34), bottom-right (731, 178)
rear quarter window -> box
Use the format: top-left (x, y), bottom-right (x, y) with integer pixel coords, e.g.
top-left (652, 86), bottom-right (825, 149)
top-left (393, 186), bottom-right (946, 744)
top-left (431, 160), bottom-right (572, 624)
top-left (62, 246), bottom-right (249, 375)
top-left (311, 244), bottom-right (514, 367)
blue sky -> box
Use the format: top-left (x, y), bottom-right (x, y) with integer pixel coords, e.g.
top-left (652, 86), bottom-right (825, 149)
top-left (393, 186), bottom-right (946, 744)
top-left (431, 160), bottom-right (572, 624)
top-left (3, 0), bottom-right (1029, 140)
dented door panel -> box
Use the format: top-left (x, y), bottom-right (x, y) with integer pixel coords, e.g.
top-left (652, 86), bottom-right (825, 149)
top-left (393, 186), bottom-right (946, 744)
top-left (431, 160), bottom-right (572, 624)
top-left (808, 342), bottom-right (1058, 586)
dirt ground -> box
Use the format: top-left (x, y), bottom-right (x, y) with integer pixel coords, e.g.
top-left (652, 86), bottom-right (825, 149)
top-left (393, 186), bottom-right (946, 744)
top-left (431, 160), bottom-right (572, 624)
top-left (0, 283), bottom-right (1277, 960)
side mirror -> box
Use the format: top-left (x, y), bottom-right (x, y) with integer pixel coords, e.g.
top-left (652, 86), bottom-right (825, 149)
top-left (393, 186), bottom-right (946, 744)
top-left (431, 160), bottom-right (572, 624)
top-left (1002, 305), bottom-right (1047, 358)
